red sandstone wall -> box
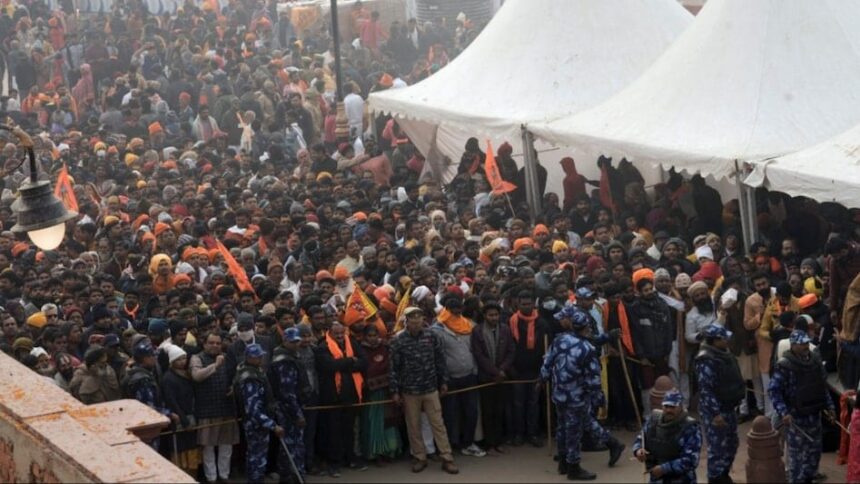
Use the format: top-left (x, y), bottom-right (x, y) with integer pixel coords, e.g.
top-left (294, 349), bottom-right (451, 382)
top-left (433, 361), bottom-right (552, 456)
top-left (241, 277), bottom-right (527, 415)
top-left (0, 352), bottom-right (194, 483)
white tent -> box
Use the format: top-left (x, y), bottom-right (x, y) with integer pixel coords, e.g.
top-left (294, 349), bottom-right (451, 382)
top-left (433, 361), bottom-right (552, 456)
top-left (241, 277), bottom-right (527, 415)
top-left (745, 125), bottom-right (860, 209)
top-left (368, 0), bottom-right (692, 190)
top-left (530, 0), bottom-right (860, 182)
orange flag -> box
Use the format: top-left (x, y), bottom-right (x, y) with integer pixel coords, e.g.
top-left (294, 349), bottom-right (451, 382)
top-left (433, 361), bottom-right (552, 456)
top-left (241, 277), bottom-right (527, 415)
top-left (394, 282), bottom-right (412, 332)
top-left (215, 240), bottom-right (256, 296)
top-left (54, 164), bottom-right (79, 212)
top-left (343, 286), bottom-right (378, 326)
top-left (484, 140), bottom-right (517, 195)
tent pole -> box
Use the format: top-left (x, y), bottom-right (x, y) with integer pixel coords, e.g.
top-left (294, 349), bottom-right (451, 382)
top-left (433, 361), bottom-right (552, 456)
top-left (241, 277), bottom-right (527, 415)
top-left (520, 126), bottom-right (541, 222)
top-left (735, 161), bottom-right (758, 252)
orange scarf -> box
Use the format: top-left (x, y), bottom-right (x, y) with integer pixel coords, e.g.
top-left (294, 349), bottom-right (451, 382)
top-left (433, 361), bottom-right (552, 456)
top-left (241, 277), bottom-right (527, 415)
top-left (325, 332), bottom-right (364, 403)
top-left (605, 301), bottom-right (635, 355)
top-left (510, 311), bottom-right (538, 349)
top-left (438, 308), bottom-right (473, 335)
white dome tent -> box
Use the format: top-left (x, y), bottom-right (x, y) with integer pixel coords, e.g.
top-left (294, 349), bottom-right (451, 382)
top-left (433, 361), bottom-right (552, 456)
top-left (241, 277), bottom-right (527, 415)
top-left (530, 0), bottom-right (860, 245)
top-left (368, 0), bottom-right (692, 217)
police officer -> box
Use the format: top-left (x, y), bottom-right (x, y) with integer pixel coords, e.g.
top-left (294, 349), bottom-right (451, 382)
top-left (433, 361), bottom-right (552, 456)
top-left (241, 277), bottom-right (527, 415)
top-left (633, 389), bottom-right (702, 483)
top-left (540, 304), bottom-right (625, 481)
top-left (235, 343), bottom-right (284, 484)
top-left (769, 330), bottom-right (835, 484)
top-left (269, 327), bottom-right (308, 483)
top-left (123, 342), bottom-right (178, 449)
top-left (694, 324), bottom-right (746, 484)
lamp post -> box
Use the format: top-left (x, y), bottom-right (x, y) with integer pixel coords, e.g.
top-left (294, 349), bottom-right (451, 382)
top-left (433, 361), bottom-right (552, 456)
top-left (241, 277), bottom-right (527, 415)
top-left (4, 125), bottom-right (77, 250)
top-left (330, 0), bottom-right (351, 141)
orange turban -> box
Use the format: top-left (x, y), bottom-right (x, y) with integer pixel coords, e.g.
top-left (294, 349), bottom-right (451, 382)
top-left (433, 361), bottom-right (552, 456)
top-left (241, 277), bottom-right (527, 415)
top-left (174, 274), bottom-right (192, 285)
top-left (512, 237), bottom-right (535, 253)
top-left (632, 268), bottom-right (655, 287)
top-left (148, 122), bottom-right (163, 135)
top-left (533, 224), bottom-right (550, 237)
top-left (11, 242), bottom-right (29, 258)
top-left (333, 266), bottom-right (350, 280)
top-left (153, 222), bottom-right (171, 237)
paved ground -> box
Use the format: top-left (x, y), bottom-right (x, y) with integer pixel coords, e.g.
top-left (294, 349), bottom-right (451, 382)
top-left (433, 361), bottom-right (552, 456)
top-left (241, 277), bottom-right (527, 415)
top-left (305, 421), bottom-right (846, 483)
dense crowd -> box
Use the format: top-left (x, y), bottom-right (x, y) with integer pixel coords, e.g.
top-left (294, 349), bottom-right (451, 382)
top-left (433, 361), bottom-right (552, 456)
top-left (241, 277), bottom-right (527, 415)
top-left (0, 0), bottom-right (858, 483)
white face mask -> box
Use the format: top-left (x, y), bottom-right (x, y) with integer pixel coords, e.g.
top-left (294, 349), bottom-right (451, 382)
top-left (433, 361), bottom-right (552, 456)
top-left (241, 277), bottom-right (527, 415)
top-left (238, 330), bottom-right (254, 343)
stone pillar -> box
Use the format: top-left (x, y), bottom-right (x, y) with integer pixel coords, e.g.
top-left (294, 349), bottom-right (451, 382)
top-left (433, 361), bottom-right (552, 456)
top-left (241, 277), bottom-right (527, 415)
top-left (746, 415), bottom-right (785, 483)
top-left (649, 375), bottom-right (674, 410)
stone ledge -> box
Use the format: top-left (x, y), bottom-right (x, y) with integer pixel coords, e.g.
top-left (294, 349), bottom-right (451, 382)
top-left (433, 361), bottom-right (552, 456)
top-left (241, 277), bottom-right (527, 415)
top-left (0, 352), bottom-right (194, 483)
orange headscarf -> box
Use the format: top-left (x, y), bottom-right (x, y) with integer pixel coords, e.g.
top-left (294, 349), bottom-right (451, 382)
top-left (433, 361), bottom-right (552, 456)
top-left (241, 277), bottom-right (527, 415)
top-left (325, 331), bottom-right (364, 402)
top-left (437, 308), bottom-right (473, 335)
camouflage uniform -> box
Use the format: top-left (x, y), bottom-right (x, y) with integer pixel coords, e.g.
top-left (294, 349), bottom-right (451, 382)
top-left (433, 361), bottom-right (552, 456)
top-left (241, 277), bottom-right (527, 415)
top-left (269, 340), bottom-right (307, 480)
top-left (236, 361), bottom-right (277, 484)
top-left (768, 330), bottom-right (834, 484)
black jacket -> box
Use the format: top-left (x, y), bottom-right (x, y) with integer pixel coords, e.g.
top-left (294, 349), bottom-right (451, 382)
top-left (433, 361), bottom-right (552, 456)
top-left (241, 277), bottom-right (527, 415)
top-left (314, 336), bottom-right (367, 405)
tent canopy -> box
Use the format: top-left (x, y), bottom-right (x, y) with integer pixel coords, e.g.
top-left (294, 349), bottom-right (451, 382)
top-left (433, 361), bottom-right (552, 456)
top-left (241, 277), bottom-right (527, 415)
top-left (530, 0), bottom-right (860, 181)
top-left (745, 125), bottom-right (860, 209)
top-left (368, 0), bottom-right (692, 185)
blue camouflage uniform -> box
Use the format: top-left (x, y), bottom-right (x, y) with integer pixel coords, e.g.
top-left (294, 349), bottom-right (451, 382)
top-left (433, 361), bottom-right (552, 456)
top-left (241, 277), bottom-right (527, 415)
top-left (123, 343), bottom-right (171, 450)
top-left (694, 325), bottom-right (745, 481)
top-left (632, 390), bottom-right (701, 483)
top-left (541, 305), bottom-right (610, 466)
top-left (269, 329), bottom-right (306, 480)
top-left (768, 330), bottom-right (835, 484)
top-left (236, 344), bottom-right (277, 484)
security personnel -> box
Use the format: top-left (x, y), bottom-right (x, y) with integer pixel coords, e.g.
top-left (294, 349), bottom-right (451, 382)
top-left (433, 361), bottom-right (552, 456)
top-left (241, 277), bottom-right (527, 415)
top-left (269, 327), bottom-right (308, 482)
top-left (123, 342), bottom-right (178, 449)
top-left (769, 330), bottom-right (835, 484)
top-left (235, 343), bottom-right (284, 484)
top-left (694, 324), bottom-right (746, 484)
top-left (540, 303), bottom-right (625, 481)
top-left (633, 389), bottom-right (702, 483)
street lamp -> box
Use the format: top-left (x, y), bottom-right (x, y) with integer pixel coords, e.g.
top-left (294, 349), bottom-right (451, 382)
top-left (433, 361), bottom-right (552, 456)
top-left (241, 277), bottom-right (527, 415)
top-left (3, 125), bottom-right (76, 250)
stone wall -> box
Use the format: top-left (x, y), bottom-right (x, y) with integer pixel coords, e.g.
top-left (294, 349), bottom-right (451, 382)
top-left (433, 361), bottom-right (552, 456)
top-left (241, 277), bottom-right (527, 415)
top-left (0, 352), bottom-right (193, 483)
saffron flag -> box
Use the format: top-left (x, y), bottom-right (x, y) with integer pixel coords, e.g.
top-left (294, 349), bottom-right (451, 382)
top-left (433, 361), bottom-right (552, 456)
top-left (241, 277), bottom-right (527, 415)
top-left (394, 282), bottom-right (412, 332)
top-left (54, 164), bottom-right (79, 212)
top-left (484, 140), bottom-right (516, 195)
top-left (215, 240), bottom-right (256, 296)
top-left (343, 286), bottom-right (378, 326)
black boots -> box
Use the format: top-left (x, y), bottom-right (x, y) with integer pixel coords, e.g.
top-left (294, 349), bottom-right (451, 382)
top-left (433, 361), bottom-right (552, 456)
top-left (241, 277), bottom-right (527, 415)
top-left (557, 458), bottom-right (569, 475)
top-left (607, 436), bottom-right (625, 467)
top-left (709, 470), bottom-right (734, 484)
top-left (567, 463), bottom-right (597, 481)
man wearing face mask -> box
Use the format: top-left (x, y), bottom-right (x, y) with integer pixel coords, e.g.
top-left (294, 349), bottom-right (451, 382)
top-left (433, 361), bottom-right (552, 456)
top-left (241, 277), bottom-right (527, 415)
top-left (226, 312), bottom-right (275, 383)
top-left (769, 330), bottom-right (835, 484)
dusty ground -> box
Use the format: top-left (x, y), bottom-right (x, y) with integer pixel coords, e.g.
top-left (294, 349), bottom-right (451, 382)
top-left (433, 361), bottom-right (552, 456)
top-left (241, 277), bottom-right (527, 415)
top-left (305, 421), bottom-right (845, 483)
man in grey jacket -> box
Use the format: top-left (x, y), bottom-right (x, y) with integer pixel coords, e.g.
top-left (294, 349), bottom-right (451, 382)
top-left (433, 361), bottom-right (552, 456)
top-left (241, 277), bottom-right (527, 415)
top-left (432, 296), bottom-right (486, 457)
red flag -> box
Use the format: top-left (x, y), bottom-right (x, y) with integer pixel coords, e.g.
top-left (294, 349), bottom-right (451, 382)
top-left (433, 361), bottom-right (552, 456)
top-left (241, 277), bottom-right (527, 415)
top-left (343, 286), bottom-right (378, 326)
top-left (484, 140), bottom-right (517, 195)
top-left (54, 163), bottom-right (79, 212)
top-left (215, 240), bottom-right (256, 296)
top-left (599, 164), bottom-right (615, 213)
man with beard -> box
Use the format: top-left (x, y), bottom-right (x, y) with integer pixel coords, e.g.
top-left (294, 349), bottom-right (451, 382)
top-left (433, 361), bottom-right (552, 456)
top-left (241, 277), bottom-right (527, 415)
top-left (508, 290), bottom-right (550, 447)
top-left (603, 281), bottom-right (641, 431)
top-left (695, 324), bottom-right (746, 484)
top-left (69, 345), bottom-right (121, 404)
top-left (633, 389), bottom-right (702, 483)
top-left (630, 271), bottom-right (674, 413)
top-left (769, 330), bottom-right (836, 484)
top-left (685, 281), bottom-right (717, 350)
top-left (744, 271), bottom-right (774, 416)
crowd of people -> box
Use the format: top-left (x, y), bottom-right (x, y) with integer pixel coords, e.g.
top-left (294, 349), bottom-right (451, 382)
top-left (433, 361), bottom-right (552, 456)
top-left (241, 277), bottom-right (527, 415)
top-left (0, 0), bottom-right (858, 483)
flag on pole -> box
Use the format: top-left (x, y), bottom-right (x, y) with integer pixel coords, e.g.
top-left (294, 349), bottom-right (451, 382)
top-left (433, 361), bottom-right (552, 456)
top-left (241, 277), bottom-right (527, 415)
top-left (215, 240), bottom-right (256, 296)
top-left (484, 140), bottom-right (517, 195)
top-left (54, 164), bottom-right (79, 212)
top-left (343, 286), bottom-right (378, 326)
top-left (393, 282), bottom-right (412, 332)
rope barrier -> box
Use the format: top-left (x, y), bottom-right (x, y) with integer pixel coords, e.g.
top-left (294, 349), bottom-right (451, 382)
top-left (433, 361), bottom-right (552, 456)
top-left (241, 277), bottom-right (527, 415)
top-left (157, 377), bottom-right (540, 436)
